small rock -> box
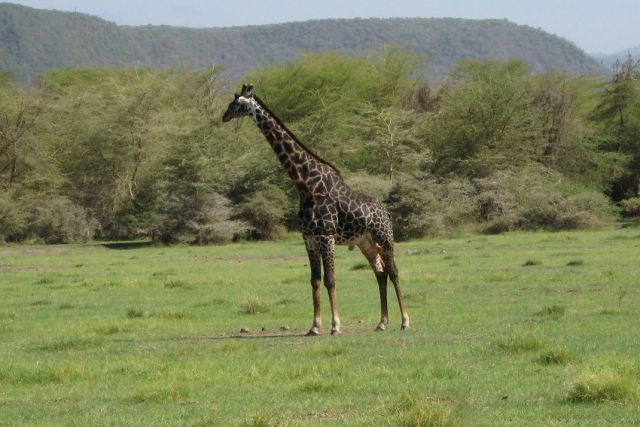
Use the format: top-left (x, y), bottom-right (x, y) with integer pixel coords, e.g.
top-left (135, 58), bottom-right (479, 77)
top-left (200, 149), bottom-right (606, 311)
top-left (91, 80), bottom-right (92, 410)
top-left (280, 325), bottom-right (290, 331)
top-left (240, 327), bottom-right (249, 334)
top-left (261, 327), bottom-right (266, 332)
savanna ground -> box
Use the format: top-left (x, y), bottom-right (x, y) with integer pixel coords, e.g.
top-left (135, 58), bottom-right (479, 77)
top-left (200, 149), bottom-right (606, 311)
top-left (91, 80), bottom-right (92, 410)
top-left (1, 227), bottom-right (639, 426)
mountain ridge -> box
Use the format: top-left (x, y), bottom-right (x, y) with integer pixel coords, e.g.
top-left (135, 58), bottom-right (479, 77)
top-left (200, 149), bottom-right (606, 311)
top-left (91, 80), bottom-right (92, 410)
top-left (0, 3), bottom-right (607, 82)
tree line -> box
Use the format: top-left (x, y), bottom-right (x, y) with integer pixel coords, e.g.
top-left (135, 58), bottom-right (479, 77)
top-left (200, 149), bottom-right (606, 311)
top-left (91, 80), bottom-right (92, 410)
top-left (1, 48), bottom-right (639, 244)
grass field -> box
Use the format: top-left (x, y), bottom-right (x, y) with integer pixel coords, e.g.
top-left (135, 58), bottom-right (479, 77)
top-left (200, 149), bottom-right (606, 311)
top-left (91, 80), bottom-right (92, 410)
top-left (1, 228), bottom-right (639, 426)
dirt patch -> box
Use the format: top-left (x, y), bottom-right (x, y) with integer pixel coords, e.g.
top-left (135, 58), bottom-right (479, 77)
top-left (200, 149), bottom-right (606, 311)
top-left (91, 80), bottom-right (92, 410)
top-left (0, 245), bottom-right (78, 257)
top-left (193, 254), bottom-right (306, 262)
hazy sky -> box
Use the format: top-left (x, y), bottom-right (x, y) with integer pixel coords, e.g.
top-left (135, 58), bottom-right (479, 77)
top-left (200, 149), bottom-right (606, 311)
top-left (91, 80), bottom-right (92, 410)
top-left (6, 0), bottom-right (640, 54)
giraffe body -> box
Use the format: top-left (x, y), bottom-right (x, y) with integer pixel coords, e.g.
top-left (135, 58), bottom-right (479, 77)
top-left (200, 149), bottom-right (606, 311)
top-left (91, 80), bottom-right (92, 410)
top-left (222, 84), bottom-right (410, 335)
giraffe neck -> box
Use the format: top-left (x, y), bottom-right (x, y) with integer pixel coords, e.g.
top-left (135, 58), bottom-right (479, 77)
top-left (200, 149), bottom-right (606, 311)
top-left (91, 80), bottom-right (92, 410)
top-left (248, 97), bottom-right (338, 195)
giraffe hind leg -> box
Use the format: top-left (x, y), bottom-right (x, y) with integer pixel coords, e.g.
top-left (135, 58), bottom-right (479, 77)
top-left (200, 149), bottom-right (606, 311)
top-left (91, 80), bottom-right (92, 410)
top-left (380, 245), bottom-right (410, 330)
top-left (304, 235), bottom-right (323, 336)
top-left (357, 234), bottom-right (389, 331)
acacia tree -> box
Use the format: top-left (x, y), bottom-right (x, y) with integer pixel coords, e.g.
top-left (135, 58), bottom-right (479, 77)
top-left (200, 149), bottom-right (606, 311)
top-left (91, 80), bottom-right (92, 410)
top-left (40, 67), bottom-right (220, 238)
top-left (358, 104), bottom-right (422, 184)
top-left (0, 73), bottom-right (41, 188)
top-left (591, 55), bottom-right (640, 199)
top-left (427, 60), bottom-right (545, 177)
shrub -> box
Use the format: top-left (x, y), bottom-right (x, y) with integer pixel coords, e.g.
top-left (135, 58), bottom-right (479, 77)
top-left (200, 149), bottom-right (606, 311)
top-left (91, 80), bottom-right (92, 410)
top-left (621, 197), bottom-right (640, 217)
top-left (0, 192), bottom-right (27, 242)
top-left (153, 192), bottom-right (247, 244)
top-left (26, 196), bottom-right (95, 243)
top-left (2, 192), bottom-right (96, 243)
top-left (237, 184), bottom-right (292, 240)
top-left (347, 173), bottom-right (393, 202)
top-left (194, 193), bottom-right (249, 244)
top-left (386, 177), bottom-right (446, 240)
top-left (386, 175), bottom-right (475, 240)
top-left (474, 165), bottom-right (611, 233)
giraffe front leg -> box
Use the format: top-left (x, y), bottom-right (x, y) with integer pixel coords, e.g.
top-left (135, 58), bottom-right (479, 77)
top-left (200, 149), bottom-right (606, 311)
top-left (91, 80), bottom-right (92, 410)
top-left (320, 235), bottom-right (341, 336)
top-left (304, 236), bottom-right (322, 336)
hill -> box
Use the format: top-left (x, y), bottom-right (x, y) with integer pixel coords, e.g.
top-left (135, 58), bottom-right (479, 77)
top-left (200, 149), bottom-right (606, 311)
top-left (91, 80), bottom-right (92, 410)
top-left (592, 45), bottom-right (640, 71)
top-left (0, 3), bottom-right (606, 83)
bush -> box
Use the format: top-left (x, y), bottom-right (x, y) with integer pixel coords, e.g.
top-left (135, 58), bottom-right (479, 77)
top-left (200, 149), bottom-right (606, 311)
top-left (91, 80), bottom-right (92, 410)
top-left (237, 184), bottom-right (292, 240)
top-left (194, 193), bottom-right (249, 244)
top-left (621, 197), bottom-right (640, 217)
top-left (26, 196), bottom-right (95, 243)
top-left (346, 173), bottom-right (393, 202)
top-left (153, 192), bottom-right (247, 244)
top-left (1, 193), bottom-right (94, 243)
top-left (0, 192), bottom-right (27, 242)
top-left (474, 165), bottom-right (611, 233)
top-left (386, 177), bottom-right (447, 240)
top-left (386, 175), bottom-right (476, 240)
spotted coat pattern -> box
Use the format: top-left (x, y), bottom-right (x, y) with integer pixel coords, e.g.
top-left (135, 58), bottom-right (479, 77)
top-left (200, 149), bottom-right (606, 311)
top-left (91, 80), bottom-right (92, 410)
top-left (222, 84), bottom-right (410, 335)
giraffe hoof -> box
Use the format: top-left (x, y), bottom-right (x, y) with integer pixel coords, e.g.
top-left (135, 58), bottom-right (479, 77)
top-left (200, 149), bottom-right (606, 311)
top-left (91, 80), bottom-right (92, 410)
top-left (305, 328), bottom-right (319, 337)
top-left (401, 324), bottom-right (410, 331)
top-left (375, 323), bottom-right (386, 331)
top-left (330, 330), bottom-right (341, 336)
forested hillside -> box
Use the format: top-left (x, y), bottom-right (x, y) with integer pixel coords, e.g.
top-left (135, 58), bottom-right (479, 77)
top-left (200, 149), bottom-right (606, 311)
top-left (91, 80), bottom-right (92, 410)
top-left (0, 3), bottom-right (605, 82)
top-left (2, 48), bottom-right (639, 244)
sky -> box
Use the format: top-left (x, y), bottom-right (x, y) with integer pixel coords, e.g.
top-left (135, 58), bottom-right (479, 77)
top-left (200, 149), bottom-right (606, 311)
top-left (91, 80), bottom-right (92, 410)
top-left (5, 0), bottom-right (640, 54)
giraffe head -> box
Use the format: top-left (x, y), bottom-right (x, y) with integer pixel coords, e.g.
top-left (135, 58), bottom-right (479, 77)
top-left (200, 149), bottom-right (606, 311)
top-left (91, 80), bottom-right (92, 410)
top-left (222, 83), bottom-right (256, 122)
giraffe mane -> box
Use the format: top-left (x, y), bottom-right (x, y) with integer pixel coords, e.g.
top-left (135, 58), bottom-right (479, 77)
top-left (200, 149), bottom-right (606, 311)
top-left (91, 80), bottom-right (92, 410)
top-left (253, 95), bottom-right (341, 176)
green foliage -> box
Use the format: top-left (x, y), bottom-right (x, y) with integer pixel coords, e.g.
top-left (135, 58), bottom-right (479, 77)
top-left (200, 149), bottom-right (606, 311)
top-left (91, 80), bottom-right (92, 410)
top-left (0, 74), bottom-right (42, 189)
top-left (474, 165), bottom-right (613, 233)
top-left (590, 56), bottom-right (640, 200)
top-left (428, 60), bottom-right (544, 177)
top-left (0, 191), bottom-right (26, 242)
top-left (536, 346), bottom-right (574, 365)
top-left (0, 50), bottom-right (634, 244)
top-left (151, 129), bottom-right (248, 244)
top-left (24, 195), bottom-right (94, 244)
top-left (386, 394), bottom-right (457, 427)
top-left (240, 295), bottom-right (271, 315)
top-left (568, 371), bottom-right (638, 404)
top-left (237, 184), bottom-right (292, 240)
top-left (0, 191), bottom-right (93, 243)
top-left (246, 48), bottom-right (423, 174)
top-left (492, 335), bottom-right (545, 354)
top-left (386, 175), bottom-right (476, 240)
top-left (621, 197), bottom-right (640, 217)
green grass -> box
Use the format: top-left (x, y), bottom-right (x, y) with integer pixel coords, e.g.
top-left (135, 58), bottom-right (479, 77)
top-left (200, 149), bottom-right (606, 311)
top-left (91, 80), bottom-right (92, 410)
top-left (568, 371), bottom-right (639, 404)
top-left (536, 346), bottom-right (575, 366)
top-left (1, 228), bottom-right (639, 425)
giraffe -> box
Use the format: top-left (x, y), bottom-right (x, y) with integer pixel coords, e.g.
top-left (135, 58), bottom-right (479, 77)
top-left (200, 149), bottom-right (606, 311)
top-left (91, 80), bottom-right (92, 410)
top-left (222, 83), bottom-right (410, 336)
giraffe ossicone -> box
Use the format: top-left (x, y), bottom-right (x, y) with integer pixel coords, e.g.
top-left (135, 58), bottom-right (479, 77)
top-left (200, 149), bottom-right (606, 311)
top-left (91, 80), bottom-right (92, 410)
top-left (222, 84), bottom-right (410, 335)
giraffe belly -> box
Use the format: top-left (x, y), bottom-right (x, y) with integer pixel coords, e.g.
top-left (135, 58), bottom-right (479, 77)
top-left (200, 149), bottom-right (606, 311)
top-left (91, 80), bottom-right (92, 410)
top-left (335, 233), bottom-right (368, 246)
top-left (334, 224), bottom-right (370, 246)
